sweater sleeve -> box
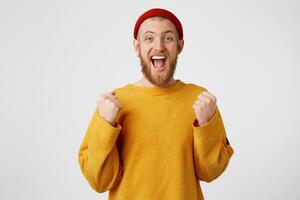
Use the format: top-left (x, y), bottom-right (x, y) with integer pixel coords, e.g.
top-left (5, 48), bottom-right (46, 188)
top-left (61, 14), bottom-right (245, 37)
top-left (78, 110), bottom-right (123, 193)
top-left (192, 107), bottom-right (234, 182)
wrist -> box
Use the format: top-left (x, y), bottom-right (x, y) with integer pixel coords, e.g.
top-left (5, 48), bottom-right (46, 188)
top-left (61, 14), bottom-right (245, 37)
top-left (194, 119), bottom-right (208, 127)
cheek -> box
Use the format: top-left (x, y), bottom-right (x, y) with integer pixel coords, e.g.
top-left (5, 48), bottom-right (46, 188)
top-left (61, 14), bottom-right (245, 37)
top-left (140, 46), bottom-right (151, 57)
top-left (168, 50), bottom-right (178, 60)
top-left (167, 44), bottom-right (179, 56)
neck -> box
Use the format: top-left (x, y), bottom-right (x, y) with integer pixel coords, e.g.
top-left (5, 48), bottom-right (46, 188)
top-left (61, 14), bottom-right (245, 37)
top-left (135, 77), bottom-right (177, 88)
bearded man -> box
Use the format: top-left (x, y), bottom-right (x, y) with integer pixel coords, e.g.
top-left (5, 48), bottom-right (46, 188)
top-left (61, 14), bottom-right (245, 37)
top-left (78, 8), bottom-right (234, 200)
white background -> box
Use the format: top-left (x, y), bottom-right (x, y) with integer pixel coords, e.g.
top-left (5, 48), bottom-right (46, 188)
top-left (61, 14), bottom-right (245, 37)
top-left (1, 0), bottom-right (299, 199)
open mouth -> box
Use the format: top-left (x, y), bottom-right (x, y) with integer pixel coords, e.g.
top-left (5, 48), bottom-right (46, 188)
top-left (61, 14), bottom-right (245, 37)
top-left (151, 55), bottom-right (167, 71)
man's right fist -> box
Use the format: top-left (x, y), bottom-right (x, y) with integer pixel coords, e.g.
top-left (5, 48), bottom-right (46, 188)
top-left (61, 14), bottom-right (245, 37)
top-left (97, 91), bottom-right (122, 126)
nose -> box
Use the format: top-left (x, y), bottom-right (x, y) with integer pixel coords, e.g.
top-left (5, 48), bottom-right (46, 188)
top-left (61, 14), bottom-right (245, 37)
top-left (153, 38), bottom-right (164, 52)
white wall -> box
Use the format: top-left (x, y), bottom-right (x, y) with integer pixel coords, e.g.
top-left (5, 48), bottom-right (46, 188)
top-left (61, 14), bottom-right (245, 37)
top-left (0, 0), bottom-right (299, 199)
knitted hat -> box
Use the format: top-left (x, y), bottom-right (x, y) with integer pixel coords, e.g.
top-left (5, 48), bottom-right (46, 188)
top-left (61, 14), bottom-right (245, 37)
top-left (134, 8), bottom-right (183, 40)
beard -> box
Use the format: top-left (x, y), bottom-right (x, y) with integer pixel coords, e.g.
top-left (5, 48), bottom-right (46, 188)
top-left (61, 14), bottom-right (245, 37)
top-left (139, 53), bottom-right (178, 87)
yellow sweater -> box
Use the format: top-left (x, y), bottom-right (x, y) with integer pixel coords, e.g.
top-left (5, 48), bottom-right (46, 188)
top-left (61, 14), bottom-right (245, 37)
top-left (78, 79), bottom-right (234, 200)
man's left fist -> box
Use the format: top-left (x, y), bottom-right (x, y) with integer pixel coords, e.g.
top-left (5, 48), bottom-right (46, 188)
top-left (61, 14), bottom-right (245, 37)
top-left (193, 91), bottom-right (217, 127)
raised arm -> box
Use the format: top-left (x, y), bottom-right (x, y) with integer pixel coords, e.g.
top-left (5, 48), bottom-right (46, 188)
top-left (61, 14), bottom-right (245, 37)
top-left (78, 91), bottom-right (123, 192)
top-left (192, 90), bottom-right (234, 182)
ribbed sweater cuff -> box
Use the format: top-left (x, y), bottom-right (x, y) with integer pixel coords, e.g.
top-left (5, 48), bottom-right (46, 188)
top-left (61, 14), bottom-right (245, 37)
top-left (192, 110), bottom-right (225, 147)
top-left (90, 110), bottom-right (122, 151)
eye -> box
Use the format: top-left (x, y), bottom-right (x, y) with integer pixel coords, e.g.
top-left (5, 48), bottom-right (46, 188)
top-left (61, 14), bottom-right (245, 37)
top-left (165, 36), bottom-right (173, 42)
top-left (145, 36), bottom-right (153, 42)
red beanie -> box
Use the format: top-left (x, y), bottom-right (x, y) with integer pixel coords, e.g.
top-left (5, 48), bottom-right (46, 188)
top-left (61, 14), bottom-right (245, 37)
top-left (134, 8), bottom-right (183, 40)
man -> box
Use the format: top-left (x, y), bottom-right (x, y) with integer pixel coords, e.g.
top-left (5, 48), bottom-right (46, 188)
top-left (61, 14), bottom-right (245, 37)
top-left (78, 8), bottom-right (234, 200)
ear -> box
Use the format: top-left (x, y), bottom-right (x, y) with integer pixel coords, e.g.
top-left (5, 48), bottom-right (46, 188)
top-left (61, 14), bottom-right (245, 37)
top-left (133, 39), bottom-right (140, 57)
top-left (177, 39), bottom-right (184, 55)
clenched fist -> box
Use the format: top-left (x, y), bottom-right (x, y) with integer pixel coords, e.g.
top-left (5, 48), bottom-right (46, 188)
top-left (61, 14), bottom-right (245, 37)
top-left (193, 91), bottom-right (217, 127)
top-left (97, 91), bottom-right (122, 126)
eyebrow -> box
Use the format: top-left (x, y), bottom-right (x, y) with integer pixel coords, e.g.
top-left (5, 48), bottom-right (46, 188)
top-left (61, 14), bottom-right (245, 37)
top-left (143, 31), bottom-right (154, 36)
top-left (164, 30), bottom-right (174, 34)
top-left (143, 30), bottom-right (175, 36)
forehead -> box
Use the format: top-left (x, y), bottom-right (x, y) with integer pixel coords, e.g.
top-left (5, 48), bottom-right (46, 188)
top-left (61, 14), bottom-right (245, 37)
top-left (138, 17), bottom-right (178, 36)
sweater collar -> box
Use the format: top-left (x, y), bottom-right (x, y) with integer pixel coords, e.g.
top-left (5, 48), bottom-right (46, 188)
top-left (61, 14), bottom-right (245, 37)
top-left (126, 79), bottom-right (185, 95)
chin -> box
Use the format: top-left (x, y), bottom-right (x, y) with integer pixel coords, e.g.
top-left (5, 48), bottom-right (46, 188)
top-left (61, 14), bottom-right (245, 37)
top-left (139, 55), bottom-right (177, 87)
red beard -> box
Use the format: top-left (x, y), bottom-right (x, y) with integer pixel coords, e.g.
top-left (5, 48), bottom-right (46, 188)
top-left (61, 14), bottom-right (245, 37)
top-left (139, 53), bottom-right (178, 87)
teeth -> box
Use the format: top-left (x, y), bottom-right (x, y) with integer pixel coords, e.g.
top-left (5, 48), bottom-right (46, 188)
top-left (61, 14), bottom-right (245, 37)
top-left (152, 55), bottom-right (166, 59)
